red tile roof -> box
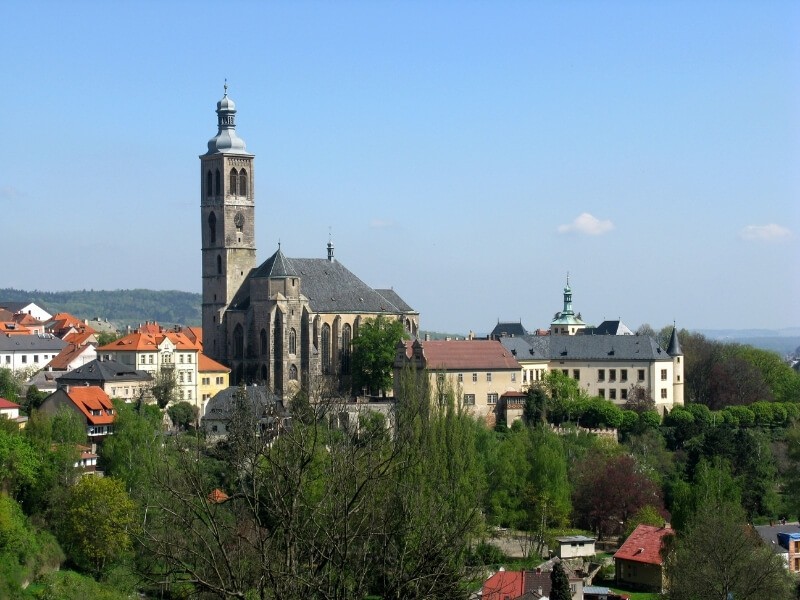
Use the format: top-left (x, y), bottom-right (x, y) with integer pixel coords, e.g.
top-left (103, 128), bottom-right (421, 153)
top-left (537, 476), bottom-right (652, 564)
top-left (0, 398), bottom-right (20, 409)
top-left (66, 386), bottom-right (115, 425)
top-left (0, 322), bottom-right (31, 335)
top-left (198, 353), bottom-right (230, 373)
top-left (404, 339), bottom-right (522, 371)
top-left (614, 524), bottom-right (674, 566)
top-left (482, 570), bottom-right (524, 600)
top-left (208, 488), bottom-right (229, 503)
top-left (63, 330), bottom-right (97, 346)
top-left (49, 313), bottom-right (96, 337)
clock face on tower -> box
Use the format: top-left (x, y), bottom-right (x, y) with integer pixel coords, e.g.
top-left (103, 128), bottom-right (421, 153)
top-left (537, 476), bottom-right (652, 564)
top-left (234, 212), bottom-right (244, 229)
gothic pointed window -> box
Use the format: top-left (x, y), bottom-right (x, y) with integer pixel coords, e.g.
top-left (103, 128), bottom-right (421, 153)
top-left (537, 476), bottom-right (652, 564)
top-left (208, 212), bottom-right (217, 244)
top-left (321, 324), bottom-right (331, 374)
top-left (229, 168), bottom-right (238, 196)
top-left (341, 324), bottom-right (351, 374)
top-left (289, 328), bottom-right (297, 355)
top-left (239, 169), bottom-right (248, 198)
top-left (233, 324), bottom-right (244, 359)
top-left (289, 364), bottom-right (298, 380)
top-left (217, 254), bottom-right (222, 274)
top-left (260, 328), bottom-right (268, 356)
top-left (206, 171), bottom-right (212, 198)
top-left (215, 169), bottom-right (221, 195)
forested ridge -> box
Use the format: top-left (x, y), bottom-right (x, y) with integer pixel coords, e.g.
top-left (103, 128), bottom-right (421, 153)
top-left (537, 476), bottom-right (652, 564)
top-left (0, 288), bottom-right (201, 327)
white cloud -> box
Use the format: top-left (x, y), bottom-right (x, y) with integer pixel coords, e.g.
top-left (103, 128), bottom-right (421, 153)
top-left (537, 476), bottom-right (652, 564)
top-left (557, 212), bottom-right (614, 235)
top-left (739, 224), bottom-right (792, 242)
top-left (369, 218), bottom-right (395, 229)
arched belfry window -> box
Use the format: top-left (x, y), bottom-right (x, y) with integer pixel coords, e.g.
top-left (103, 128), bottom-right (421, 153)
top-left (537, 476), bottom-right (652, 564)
top-left (215, 169), bottom-right (221, 195)
top-left (321, 324), bottom-right (331, 374)
top-left (217, 254), bottom-right (222, 275)
top-left (260, 328), bottom-right (268, 356)
top-left (206, 171), bottom-right (212, 198)
top-left (208, 212), bottom-right (217, 244)
top-left (289, 328), bottom-right (297, 355)
top-left (229, 168), bottom-right (238, 196)
top-left (239, 169), bottom-right (248, 198)
top-left (289, 364), bottom-right (298, 380)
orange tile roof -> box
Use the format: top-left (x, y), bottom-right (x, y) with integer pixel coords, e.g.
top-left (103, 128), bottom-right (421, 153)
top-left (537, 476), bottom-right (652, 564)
top-left (63, 330), bottom-right (97, 346)
top-left (404, 339), bottom-right (522, 371)
top-left (0, 322), bottom-right (31, 335)
top-left (98, 330), bottom-right (201, 352)
top-left (614, 524), bottom-right (674, 566)
top-left (13, 313), bottom-right (43, 327)
top-left (208, 488), bottom-right (229, 503)
top-left (49, 313), bottom-right (96, 337)
top-left (66, 386), bottom-right (115, 425)
top-left (48, 343), bottom-right (94, 370)
top-left (184, 326), bottom-right (203, 345)
top-left (198, 353), bottom-right (230, 373)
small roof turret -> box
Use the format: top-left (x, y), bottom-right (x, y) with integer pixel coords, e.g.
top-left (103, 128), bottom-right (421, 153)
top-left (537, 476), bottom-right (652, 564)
top-left (667, 325), bottom-right (683, 356)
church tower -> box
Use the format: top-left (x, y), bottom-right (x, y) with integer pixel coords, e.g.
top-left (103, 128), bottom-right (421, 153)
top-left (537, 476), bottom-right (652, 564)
top-left (200, 85), bottom-right (256, 362)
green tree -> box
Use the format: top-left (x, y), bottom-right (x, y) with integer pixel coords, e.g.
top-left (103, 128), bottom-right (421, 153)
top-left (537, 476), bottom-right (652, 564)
top-left (167, 400), bottom-right (198, 430)
top-left (0, 428), bottom-right (40, 497)
top-left (350, 315), bottom-right (407, 396)
top-left (665, 501), bottom-right (793, 600)
top-left (59, 477), bottom-right (136, 575)
top-left (24, 385), bottom-right (48, 413)
top-left (151, 368), bottom-right (177, 409)
top-left (0, 368), bottom-right (21, 404)
top-left (527, 426), bottom-right (571, 554)
top-left (549, 561), bottom-right (572, 600)
top-left (51, 407), bottom-right (86, 444)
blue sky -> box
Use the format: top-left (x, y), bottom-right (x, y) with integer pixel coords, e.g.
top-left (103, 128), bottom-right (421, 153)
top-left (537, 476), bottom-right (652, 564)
top-left (2, 1), bottom-right (798, 333)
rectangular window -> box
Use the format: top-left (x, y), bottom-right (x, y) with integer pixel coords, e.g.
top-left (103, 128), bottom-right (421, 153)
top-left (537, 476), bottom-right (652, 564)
top-left (638, 369), bottom-right (645, 382)
top-left (598, 388), bottom-right (605, 398)
top-left (598, 369), bottom-right (605, 381)
top-left (22, 355), bottom-right (27, 363)
top-left (4, 356), bottom-right (9, 364)
top-left (472, 373), bottom-right (477, 383)
top-left (202, 377), bottom-right (210, 385)
top-left (610, 389), bottom-right (617, 400)
top-left (216, 376), bottom-right (224, 384)
top-left (621, 369), bottom-right (628, 382)
top-left (573, 369), bottom-right (580, 381)
top-left (149, 355), bottom-right (154, 364)
top-left (33, 354), bottom-right (39, 363)
top-left (187, 372), bottom-right (192, 383)
top-left (661, 388), bottom-right (668, 399)
top-left (486, 372), bottom-right (492, 382)
top-left (487, 393), bottom-right (498, 405)
top-left (562, 369), bottom-right (568, 376)
top-left (609, 369), bottom-right (616, 381)
top-left (457, 373), bottom-right (463, 383)
top-left (661, 369), bottom-right (668, 381)
top-left (463, 393), bottom-right (475, 405)
top-left (621, 388), bottom-right (628, 400)
top-left (437, 373), bottom-right (445, 382)
top-left (179, 372), bottom-right (185, 383)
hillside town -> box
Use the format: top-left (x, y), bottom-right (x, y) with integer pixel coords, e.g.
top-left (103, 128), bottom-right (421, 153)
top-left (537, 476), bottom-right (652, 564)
top-left (1, 87), bottom-right (799, 600)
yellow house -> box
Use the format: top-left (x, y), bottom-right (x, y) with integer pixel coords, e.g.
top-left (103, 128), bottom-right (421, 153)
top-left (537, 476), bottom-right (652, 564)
top-left (198, 353), bottom-right (231, 417)
top-left (394, 339), bottom-right (523, 427)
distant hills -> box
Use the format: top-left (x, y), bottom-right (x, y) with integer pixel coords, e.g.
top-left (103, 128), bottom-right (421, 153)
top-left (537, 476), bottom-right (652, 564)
top-left (0, 288), bottom-right (202, 329)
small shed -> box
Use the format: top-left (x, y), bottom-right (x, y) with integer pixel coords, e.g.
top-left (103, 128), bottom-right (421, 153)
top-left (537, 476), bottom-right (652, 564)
top-left (555, 534), bottom-right (597, 559)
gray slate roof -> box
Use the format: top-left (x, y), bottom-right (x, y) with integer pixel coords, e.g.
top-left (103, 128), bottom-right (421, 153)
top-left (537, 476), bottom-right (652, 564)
top-left (0, 334), bottom-right (66, 352)
top-left (204, 385), bottom-right (284, 421)
top-left (55, 359), bottom-right (152, 385)
top-left (490, 321), bottom-right (528, 339)
top-left (583, 320), bottom-right (634, 336)
top-left (754, 523), bottom-right (800, 553)
top-left (233, 249), bottom-right (415, 316)
top-left (499, 334), bottom-right (673, 362)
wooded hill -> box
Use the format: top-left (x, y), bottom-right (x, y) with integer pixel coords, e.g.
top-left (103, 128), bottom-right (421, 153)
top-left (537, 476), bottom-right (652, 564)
top-left (0, 288), bottom-right (202, 328)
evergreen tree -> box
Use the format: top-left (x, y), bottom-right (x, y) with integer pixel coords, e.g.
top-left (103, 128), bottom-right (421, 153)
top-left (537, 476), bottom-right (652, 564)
top-left (549, 561), bottom-right (572, 600)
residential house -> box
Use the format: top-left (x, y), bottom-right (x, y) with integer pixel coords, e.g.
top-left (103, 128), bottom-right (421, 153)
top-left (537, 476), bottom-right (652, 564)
top-left (45, 312), bottom-right (96, 339)
top-left (198, 353), bottom-right (231, 416)
top-left (0, 397), bottom-right (27, 428)
top-left (39, 386), bottom-right (116, 441)
top-left (0, 333), bottom-right (66, 373)
top-left (482, 564), bottom-right (583, 600)
top-left (754, 522), bottom-right (800, 573)
top-left (45, 342), bottom-right (97, 372)
top-left (55, 358), bottom-right (153, 402)
top-left (613, 524), bottom-right (674, 592)
top-left (98, 324), bottom-right (201, 406)
top-left (555, 535), bottom-right (597, 559)
top-left (0, 301), bottom-right (52, 323)
top-left (202, 385), bottom-right (286, 441)
top-left (394, 338), bottom-right (523, 427)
